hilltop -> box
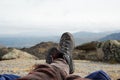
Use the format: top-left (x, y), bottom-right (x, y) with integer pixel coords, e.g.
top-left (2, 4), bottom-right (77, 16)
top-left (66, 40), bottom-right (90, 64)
top-left (100, 32), bottom-right (120, 41)
top-left (21, 41), bottom-right (58, 59)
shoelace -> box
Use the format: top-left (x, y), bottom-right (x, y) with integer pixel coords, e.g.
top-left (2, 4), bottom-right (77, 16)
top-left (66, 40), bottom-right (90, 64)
top-left (60, 40), bottom-right (70, 54)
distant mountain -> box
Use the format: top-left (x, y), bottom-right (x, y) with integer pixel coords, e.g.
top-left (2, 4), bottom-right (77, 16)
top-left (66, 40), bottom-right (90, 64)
top-left (73, 31), bottom-right (111, 45)
top-left (0, 30), bottom-right (120, 48)
top-left (99, 32), bottom-right (120, 41)
top-left (0, 36), bottom-right (59, 48)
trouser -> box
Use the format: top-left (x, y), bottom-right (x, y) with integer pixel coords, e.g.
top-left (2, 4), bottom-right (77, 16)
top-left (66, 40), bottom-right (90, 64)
top-left (0, 74), bottom-right (20, 80)
top-left (17, 59), bottom-right (91, 80)
top-left (17, 58), bottom-right (70, 80)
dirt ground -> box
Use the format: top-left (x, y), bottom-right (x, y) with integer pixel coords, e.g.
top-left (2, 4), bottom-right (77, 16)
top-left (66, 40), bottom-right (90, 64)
top-left (0, 59), bottom-right (119, 80)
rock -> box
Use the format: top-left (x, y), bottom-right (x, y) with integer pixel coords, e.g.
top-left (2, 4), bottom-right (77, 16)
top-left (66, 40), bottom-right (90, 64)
top-left (0, 48), bottom-right (37, 60)
top-left (96, 40), bottom-right (120, 63)
top-left (75, 40), bottom-right (120, 63)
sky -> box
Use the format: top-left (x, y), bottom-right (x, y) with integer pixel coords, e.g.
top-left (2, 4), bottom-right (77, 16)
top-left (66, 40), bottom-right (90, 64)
top-left (0, 0), bottom-right (120, 37)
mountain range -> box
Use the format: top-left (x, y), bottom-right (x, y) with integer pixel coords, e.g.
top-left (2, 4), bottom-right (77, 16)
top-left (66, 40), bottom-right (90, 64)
top-left (99, 32), bottom-right (120, 41)
top-left (0, 30), bottom-right (120, 48)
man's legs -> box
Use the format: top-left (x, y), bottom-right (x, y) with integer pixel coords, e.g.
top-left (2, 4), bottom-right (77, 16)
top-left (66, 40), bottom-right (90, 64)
top-left (46, 32), bottom-right (75, 74)
top-left (17, 61), bottom-right (68, 80)
top-left (17, 32), bottom-right (75, 80)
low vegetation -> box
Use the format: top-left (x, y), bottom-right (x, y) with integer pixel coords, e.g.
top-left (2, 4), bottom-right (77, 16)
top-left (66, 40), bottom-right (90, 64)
top-left (0, 59), bottom-right (119, 80)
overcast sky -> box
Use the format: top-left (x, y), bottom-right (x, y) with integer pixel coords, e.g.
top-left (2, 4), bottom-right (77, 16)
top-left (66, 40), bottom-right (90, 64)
top-left (0, 0), bottom-right (120, 37)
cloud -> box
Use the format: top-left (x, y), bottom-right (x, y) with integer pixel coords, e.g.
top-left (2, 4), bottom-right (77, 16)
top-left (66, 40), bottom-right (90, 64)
top-left (0, 0), bottom-right (120, 36)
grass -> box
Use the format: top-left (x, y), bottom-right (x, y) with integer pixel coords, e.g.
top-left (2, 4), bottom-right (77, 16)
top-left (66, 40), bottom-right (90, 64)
top-left (74, 60), bottom-right (120, 80)
top-left (0, 59), bottom-right (119, 80)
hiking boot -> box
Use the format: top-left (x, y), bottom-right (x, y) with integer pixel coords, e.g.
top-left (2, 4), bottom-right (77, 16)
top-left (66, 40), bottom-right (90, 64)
top-left (46, 32), bottom-right (75, 74)
top-left (59, 32), bottom-right (75, 74)
top-left (46, 47), bottom-right (63, 64)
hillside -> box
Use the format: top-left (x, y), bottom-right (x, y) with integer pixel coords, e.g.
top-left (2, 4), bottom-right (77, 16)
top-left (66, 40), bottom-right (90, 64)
top-left (72, 31), bottom-right (110, 45)
top-left (100, 32), bottom-right (120, 41)
top-left (21, 41), bottom-right (58, 59)
top-left (0, 37), bottom-right (59, 48)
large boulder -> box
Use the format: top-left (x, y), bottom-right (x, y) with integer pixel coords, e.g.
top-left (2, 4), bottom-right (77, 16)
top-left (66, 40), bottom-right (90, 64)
top-left (96, 40), bottom-right (120, 62)
top-left (0, 48), bottom-right (37, 60)
top-left (75, 40), bottom-right (120, 63)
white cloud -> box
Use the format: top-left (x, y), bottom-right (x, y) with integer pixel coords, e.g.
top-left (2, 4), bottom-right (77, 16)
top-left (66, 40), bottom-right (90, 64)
top-left (0, 0), bottom-right (120, 36)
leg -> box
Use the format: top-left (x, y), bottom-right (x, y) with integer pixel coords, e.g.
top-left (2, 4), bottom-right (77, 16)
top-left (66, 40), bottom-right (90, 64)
top-left (46, 32), bottom-right (75, 74)
top-left (0, 74), bottom-right (20, 80)
top-left (17, 59), bottom-right (68, 80)
top-left (17, 32), bottom-right (75, 80)
top-left (85, 70), bottom-right (111, 80)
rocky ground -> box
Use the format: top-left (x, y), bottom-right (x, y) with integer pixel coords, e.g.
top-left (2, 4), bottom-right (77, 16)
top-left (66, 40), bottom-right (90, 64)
top-left (0, 59), bottom-right (119, 80)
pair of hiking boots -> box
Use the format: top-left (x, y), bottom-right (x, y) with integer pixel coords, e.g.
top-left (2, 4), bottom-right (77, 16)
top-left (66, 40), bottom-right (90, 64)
top-left (46, 32), bottom-right (75, 74)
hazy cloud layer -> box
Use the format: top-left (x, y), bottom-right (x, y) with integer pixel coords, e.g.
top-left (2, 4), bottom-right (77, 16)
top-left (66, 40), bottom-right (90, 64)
top-left (0, 0), bottom-right (120, 36)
